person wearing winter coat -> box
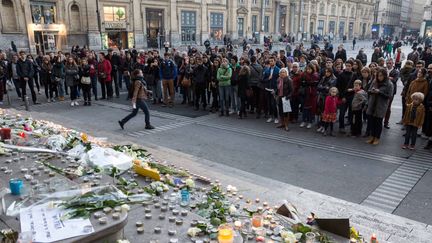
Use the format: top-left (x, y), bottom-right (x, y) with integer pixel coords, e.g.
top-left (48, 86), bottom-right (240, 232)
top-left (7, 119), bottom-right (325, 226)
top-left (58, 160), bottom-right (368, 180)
top-left (335, 45), bottom-right (347, 62)
top-left (356, 48), bottom-right (368, 66)
top-left (366, 67), bottom-right (394, 145)
top-left (384, 59), bottom-right (400, 129)
top-left (316, 68), bottom-right (337, 132)
top-left (276, 68), bottom-right (293, 131)
top-left (371, 48), bottom-right (383, 63)
top-left (51, 56), bottom-right (64, 100)
top-left (402, 92), bottom-right (425, 150)
top-left (97, 52), bottom-right (113, 100)
top-left (64, 57), bottom-right (80, 106)
top-left (289, 62), bottom-right (303, 122)
top-left (80, 58), bottom-right (92, 106)
top-left (39, 56), bottom-right (53, 101)
top-left (405, 67), bottom-right (429, 105)
top-left (299, 64), bottom-right (319, 129)
top-left (237, 65), bottom-right (250, 119)
top-left (351, 80), bottom-right (368, 136)
top-left (192, 57), bottom-right (209, 111)
top-left (249, 56), bottom-right (263, 114)
top-left (217, 58), bottom-right (232, 116)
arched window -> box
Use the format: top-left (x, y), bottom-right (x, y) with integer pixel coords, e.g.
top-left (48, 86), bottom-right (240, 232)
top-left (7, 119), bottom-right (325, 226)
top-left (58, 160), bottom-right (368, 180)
top-left (69, 4), bottom-right (81, 31)
top-left (319, 3), bottom-right (325, 15)
top-left (342, 6), bottom-right (346, 16)
top-left (1, 0), bottom-right (17, 31)
top-left (331, 4), bottom-right (336, 15)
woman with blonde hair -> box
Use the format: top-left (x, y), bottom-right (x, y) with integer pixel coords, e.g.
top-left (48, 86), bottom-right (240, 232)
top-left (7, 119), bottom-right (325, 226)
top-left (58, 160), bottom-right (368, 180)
top-left (276, 68), bottom-right (293, 131)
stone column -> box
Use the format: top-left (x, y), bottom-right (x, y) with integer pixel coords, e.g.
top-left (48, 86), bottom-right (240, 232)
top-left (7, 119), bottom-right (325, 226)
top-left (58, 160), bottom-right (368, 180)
top-left (86, 0), bottom-right (102, 50)
top-left (246, 0), bottom-right (252, 39)
top-left (227, 0), bottom-right (238, 40)
top-left (275, 1), bottom-right (280, 35)
top-left (170, 0), bottom-right (180, 46)
top-left (306, 1), bottom-right (311, 38)
top-left (201, 0), bottom-right (209, 44)
top-left (132, 0), bottom-right (145, 49)
top-left (22, 0), bottom-right (36, 53)
top-left (285, 3), bottom-right (290, 35)
top-left (141, 6), bottom-right (148, 49)
top-left (336, 3), bottom-right (341, 40)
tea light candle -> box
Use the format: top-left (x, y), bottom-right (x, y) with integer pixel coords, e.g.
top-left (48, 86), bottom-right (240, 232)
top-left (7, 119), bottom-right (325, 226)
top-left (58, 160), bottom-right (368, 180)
top-left (103, 207), bottom-right (112, 214)
top-left (169, 216), bottom-right (176, 222)
top-left (175, 219), bottom-right (183, 225)
top-left (169, 239), bottom-right (178, 243)
top-left (136, 221), bottom-right (144, 227)
top-left (114, 206), bottom-right (121, 212)
top-left (172, 209), bottom-right (179, 215)
top-left (263, 202), bottom-right (269, 207)
top-left (145, 214), bottom-right (152, 219)
top-left (112, 213), bottom-right (120, 220)
top-left (98, 217), bottom-right (107, 225)
top-left (168, 229), bottom-right (177, 236)
top-left (159, 214), bottom-right (166, 220)
top-left (144, 208), bottom-right (151, 213)
top-left (154, 226), bottom-right (162, 234)
top-left (21, 168), bottom-right (28, 173)
top-left (255, 198), bottom-right (260, 203)
top-left (180, 210), bottom-right (188, 216)
top-left (161, 206), bottom-right (168, 212)
top-left (94, 212), bottom-right (104, 219)
top-left (137, 227), bottom-right (144, 234)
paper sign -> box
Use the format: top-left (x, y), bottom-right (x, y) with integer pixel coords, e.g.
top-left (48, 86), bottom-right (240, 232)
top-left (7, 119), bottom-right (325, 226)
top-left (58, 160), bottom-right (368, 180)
top-left (282, 98), bottom-right (292, 113)
top-left (20, 202), bottom-right (94, 242)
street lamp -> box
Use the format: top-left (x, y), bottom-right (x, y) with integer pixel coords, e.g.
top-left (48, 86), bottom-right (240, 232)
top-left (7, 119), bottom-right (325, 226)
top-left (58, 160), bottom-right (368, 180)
top-left (96, 0), bottom-right (103, 50)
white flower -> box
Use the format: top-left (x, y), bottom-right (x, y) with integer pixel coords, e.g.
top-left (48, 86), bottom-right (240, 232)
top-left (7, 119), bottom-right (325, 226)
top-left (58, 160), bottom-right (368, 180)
top-left (185, 178), bottom-right (195, 189)
top-left (281, 230), bottom-right (297, 243)
top-left (229, 205), bottom-right (237, 215)
top-left (121, 204), bottom-right (130, 212)
top-left (117, 240), bottom-right (130, 243)
top-left (187, 227), bottom-right (201, 237)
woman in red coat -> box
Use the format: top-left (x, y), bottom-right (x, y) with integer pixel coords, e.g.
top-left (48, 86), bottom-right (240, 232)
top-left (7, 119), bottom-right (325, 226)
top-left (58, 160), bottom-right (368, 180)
top-left (300, 63), bottom-right (319, 129)
top-left (97, 52), bottom-right (112, 99)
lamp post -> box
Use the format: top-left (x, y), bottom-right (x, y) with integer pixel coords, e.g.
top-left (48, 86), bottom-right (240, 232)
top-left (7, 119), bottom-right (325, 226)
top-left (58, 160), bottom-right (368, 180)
top-left (96, 0), bottom-right (103, 50)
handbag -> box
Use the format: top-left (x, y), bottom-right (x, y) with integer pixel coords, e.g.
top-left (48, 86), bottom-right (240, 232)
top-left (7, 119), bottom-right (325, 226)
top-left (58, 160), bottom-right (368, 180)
top-left (98, 72), bottom-right (107, 79)
top-left (181, 77), bottom-right (191, 88)
top-left (81, 76), bottom-right (91, 85)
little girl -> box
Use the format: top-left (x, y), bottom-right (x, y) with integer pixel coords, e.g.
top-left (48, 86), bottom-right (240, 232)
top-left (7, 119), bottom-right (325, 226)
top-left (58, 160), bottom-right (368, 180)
top-left (322, 87), bottom-right (341, 136)
top-left (402, 92), bottom-right (425, 150)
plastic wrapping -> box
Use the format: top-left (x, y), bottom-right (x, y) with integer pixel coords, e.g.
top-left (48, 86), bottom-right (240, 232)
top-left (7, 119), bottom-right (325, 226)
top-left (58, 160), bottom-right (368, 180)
top-left (85, 146), bottom-right (132, 172)
top-left (45, 135), bottom-right (68, 151)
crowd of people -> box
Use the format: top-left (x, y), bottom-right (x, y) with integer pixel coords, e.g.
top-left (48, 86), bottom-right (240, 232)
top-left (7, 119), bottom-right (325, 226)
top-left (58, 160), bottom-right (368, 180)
top-left (0, 39), bottom-right (431, 149)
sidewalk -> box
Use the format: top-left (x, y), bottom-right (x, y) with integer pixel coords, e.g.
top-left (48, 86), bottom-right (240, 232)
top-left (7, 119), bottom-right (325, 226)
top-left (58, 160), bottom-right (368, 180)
top-left (13, 107), bottom-right (432, 243)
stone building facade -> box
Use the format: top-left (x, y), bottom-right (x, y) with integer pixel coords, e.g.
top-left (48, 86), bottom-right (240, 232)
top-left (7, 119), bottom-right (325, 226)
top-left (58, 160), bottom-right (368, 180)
top-left (0, 0), bottom-right (376, 54)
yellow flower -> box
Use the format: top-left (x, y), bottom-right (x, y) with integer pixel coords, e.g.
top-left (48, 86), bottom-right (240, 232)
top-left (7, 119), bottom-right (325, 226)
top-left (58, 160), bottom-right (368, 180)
top-left (81, 133), bottom-right (88, 142)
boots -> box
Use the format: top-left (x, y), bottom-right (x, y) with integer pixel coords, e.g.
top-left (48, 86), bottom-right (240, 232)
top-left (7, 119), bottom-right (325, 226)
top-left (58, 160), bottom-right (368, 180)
top-left (372, 138), bottom-right (380, 145)
top-left (366, 136), bottom-right (375, 144)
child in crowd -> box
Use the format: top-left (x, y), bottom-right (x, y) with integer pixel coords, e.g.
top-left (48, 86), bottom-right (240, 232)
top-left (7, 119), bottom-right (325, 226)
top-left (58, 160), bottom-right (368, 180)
top-left (402, 92), bottom-right (425, 150)
top-left (322, 87), bottom-right (340, 136)
top-left (350, 80), bottom-right (368, 137)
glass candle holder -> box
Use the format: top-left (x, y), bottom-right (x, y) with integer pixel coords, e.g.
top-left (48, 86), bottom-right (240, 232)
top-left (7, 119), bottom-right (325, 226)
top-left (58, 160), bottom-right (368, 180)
top-left (252, 213), bottom-right (263, 228)
top-left (218, 224), bottom-right (234, 243)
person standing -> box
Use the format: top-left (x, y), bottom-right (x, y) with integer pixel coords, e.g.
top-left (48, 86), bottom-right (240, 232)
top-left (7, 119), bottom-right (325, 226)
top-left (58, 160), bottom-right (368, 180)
top-left (118, 69), bottom-right (155, 130)
top-left (263, 57), bottom-right (280, 124)
top-left (366, 68), bottom-right (394, 145)
top-left (356, 48), bottom-right (367, 67)
top-left (249, 56), bottom-right (263, 114)
top-left (0, 54), bottom-right (6, 105)
top-left (106, 49), bottom-right (120, 98)
top-left (64, 57), bottom-right (80, 106)
top-left (384, 59), bottom-right (399, 129)
top-left (217, 58), bottom-right (232, 116)
top-left (424, 65), bottom-right (432, 149)
top-left (87, 52), bottom-right (99, 101)
top-left (7, 55), bottom-right (22, 99)
top-left (336, 60), bottom-right (354, 133)
top-left (276, 68), bottom-right (293, 130)
top-left (98, 52), bottom-right (113, 100)
top-left (402, 92), bottom-right (425, 150)
top-left (352, 37), bottom-right (357, 50)
top-left (39, 56), bottom-right (53, 102)
top-left (80, 58), bottom-right (92, 106)
top-left (335, 45), bottom-right (347, 62)
top-left (394, 48), bottom-right (405, 70)
top-left (209, 58), bottom-right (220, 113)
top-left (350, 80), bottom-right (368, 137)
top-left (192, 57), bottom-right (209, 111)
top-left (17, 51), bottom-right (38, 104)
top-left (160, 52), bottom-right (177, 107)
top-left (51, 56), bottom-right (64, 101)
top-left (237, 65), bottom-right (250, 119)
top-left (230, 56), bottom-right (241, 114)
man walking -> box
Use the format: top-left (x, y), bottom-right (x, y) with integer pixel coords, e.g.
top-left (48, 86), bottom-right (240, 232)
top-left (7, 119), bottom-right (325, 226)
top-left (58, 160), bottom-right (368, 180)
top-left (17, 51), bottom-right (38, 104)
top-left (160, 52), bottom-right (177, 107)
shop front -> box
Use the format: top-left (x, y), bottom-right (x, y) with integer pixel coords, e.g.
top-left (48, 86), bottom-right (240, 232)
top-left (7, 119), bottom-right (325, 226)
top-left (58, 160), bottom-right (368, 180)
top-left (102, 6), bottom-right (131, 50)
top-left (146, 9), bottom-right (164, 49)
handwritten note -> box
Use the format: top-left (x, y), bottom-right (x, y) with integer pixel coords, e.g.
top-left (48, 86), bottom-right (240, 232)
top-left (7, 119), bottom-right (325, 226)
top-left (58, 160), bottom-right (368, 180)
top-left (20, 202), bottom-right (94, 242)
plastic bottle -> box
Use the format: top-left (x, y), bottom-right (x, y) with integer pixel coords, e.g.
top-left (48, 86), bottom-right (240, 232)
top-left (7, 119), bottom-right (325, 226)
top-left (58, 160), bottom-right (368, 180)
top-left (180, 188), bottom-right (190, 206)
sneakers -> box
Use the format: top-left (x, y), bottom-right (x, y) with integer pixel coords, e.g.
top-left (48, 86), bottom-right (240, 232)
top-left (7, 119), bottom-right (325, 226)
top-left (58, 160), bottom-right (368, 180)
top-left (266, 118), bottom-right (273, 123)
top-left (401, 144), bottom-right (408, 149)
top-left (51, 98), bottom-right (55, 102)
top-left (409, 145), bottom-right (415, 150)
top-left (299, 122), bottom-right (306, 128)
top-left (317, 127), bottom-right (324, 133)
top-left (74, 101), bottom-right (79, 106)
top-left (274, 119), bottom-right (279, 124)
top-left (70, 102), bottom-right (75, 107)
top-left (306, 123), bottom-right (312, 129)
top-left (118, 121), bottom-right (124, 130)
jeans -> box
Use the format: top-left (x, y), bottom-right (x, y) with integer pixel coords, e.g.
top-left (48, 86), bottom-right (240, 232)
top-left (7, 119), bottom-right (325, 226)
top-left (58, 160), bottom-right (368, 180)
top-left (230, 85), bottom-right (240, 112)
top-left (290, 97), bottom-right (300, 121)
top-left (20, 78), bottom-right (37, 103)
top-left (369, 116), bottom-right (384, 139)
top-left (404, 125), bottom-right (418, 146)
top-left (267, 92), bottom-right (277, 118)
top-left (338, 102), bottom-right (348, 129)
top-left (58, 78), bottom-right (65, 97)
top-left (70, 85), bottom-right (78, 101)
top-left (124, 75), bottom-right (131, 92)
top-left (151, 80), bottom-right (162, 102)
top-left (351, 110), bottom-right (363, 136)
top-left (120, 99), bottom-right (151, 126)
top-left (101, 81), bottom-right (113, 99)
top-left (13, 78), bottom-right (22, 98)
top-left (162, 79), bottom-right (175, 105)
top-left (112, 70), bottom-right (120, 97)
top-left (210, 86), bottom-right (219, 109)
top-left (218, 85), bottom-right (231, 112)
top-left (82, 84), bottom-right (91, 102)
top-left (91, 76), bottom-right (98, 99)
top-left (302, 108), bottom-right (313, 123)
top-left (258, 88), bottom-right (268, 116)
top-left (194, 83), bottom-right (207, 109)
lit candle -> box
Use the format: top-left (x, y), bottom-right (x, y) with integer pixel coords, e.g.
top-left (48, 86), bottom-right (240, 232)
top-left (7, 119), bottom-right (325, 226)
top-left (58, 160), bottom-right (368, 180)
top-left (218, 224), bottom-right (234, 243)
top-left (252, 213), bottom-right (263, 228)
top-left (234, 220), bottom-right (242, 230)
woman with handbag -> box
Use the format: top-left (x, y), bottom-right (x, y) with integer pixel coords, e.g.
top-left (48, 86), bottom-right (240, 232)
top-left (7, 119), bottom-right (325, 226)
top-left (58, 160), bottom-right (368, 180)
top-left (179, 57), bottom-right (193, 105)
top-left (276, 68), bottom-right (293, 131)
top-left (97, 52), bottom-right (113, 100)
top-left (118, 69), bottom-right (155, 130)
top-left (64, 57), bottom-right (80, 106)
top-left (80, 58), bottom-right (92, 106)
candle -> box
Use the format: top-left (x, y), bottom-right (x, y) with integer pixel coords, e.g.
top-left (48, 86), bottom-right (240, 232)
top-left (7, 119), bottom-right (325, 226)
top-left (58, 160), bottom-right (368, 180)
top-left (218, 224), bottom-right (234, 243)
top-left (234, 220), bottom-right (242, 230)
top-left (252, 213), bottom-right (263, 228)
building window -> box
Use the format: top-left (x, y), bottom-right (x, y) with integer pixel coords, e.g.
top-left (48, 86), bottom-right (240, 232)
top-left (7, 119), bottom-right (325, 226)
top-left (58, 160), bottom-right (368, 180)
top-left (103, 6), bottom-right (126, 22)
top-left (210, 13), bottom-right (223, 41)
top-left (331, 4), bottom-right (336, 15)
top-left (70, 4), bottom-right (81, 31)
top-left (238, 18), bottom-right (244, 37)
top-left (252, 15), bottom-right (258, 33)
top-left (181, 11), bottom-right (196, 44)
top-left (1, 0), bottom-right (17, 31)
top-left (351, 7), bottom-right (355, 16)
top-left (318, 20), bottom-right (324, 36)
top-left (342, 6), bottom-right (346, 16)
top-left (265, 0), bottom-right (270, 6)
top-left (252, 0), bottom-right (257, 5)
top-left (329, 21), bottom-right (335, 34)
top-left (319, 3), bottom-right (325, 15)
top-left (31, 3), bottom-right (56, 24)
top-left (264, 16), bottom-right (270, 32)
top-left (339, 21), bottom-right (345, 38)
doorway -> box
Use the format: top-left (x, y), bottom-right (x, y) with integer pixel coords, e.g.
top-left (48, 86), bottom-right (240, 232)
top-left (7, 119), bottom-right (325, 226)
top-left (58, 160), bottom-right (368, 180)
top-left (238, 18), bottom-right (244, 37)
top-left (146, 9), bottom-right (164, 48)
top-left (34, 31), bottom-right (57, 54)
